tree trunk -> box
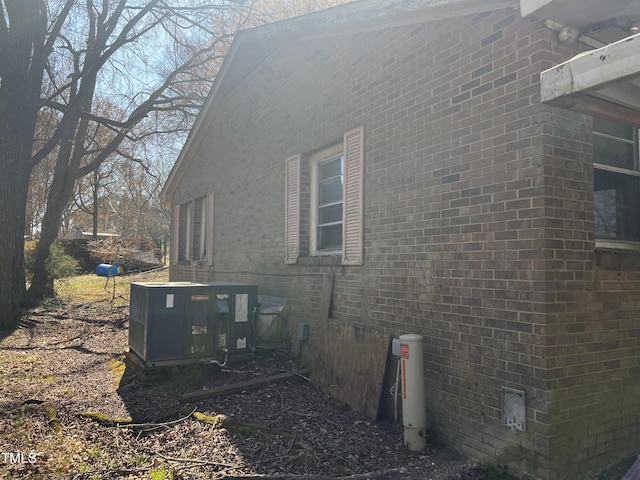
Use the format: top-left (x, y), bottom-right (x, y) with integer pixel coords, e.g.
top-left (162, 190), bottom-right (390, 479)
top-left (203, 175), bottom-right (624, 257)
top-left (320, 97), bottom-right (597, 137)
top-left (0, 2), bottom-right (47, 327)
top-left (0, 167), bottom-right (31, 328)
top-left (0, 83), bottom-right (36, 325)
top-left (27, 163), bottom-right (77, 299)
top-left (27, 229), bottom-right (56, 300)
top-left (92, 171), bottom-right (99, 238)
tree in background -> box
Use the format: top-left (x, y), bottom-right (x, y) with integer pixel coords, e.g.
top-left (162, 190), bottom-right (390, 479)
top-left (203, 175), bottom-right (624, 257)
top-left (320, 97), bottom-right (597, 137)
top-left (0, 0), bottom-right (249, 327)
top-left (69, 161), bottom-right (118, 236)
top-left (1, 0), bottom-right (351, 329)
top-left (66, 145), bottom-right (170, 244)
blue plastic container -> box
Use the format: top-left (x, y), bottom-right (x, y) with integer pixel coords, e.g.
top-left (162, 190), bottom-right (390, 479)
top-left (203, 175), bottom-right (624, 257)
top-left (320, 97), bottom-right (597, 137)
top-left (96, 264), bottom-right (121, 277)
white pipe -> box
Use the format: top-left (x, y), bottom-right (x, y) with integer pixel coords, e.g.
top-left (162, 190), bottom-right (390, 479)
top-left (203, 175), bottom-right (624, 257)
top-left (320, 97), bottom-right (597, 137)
top-left (399, 333), bottom-right (426, 451)
top-left (209, 349), bottom-right (228, 367)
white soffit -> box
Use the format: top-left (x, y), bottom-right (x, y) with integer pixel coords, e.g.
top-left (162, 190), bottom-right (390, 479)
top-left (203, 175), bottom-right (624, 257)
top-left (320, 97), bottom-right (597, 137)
top-left (540, 32), bottom-right (640, 126)
top-left (521, 0), bottom-right (640, 28)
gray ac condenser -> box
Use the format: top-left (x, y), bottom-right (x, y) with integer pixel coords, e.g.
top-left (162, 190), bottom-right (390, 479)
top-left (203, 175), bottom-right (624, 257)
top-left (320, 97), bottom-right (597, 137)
top-left (128, 282), bottom-right (258, 369)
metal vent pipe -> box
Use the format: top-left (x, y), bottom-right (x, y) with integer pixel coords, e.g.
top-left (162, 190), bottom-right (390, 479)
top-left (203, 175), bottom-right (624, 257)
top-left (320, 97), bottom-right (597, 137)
top-left (399, 333), bottom-right (426, 451)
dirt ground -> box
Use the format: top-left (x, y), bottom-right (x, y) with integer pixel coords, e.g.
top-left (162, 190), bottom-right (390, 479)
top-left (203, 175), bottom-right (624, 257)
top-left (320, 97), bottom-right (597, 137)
top-left (0, 294), bottom-right (491, 480)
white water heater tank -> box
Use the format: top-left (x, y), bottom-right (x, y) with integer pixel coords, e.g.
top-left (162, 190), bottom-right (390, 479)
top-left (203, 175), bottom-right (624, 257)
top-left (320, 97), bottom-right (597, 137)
top-left (399, 333), bottom-right (426, 451)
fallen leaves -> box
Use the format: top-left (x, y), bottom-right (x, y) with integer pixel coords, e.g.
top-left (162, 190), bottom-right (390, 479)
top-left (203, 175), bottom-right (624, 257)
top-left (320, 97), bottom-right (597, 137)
top-left (0, 296), bottom-right (475, 479)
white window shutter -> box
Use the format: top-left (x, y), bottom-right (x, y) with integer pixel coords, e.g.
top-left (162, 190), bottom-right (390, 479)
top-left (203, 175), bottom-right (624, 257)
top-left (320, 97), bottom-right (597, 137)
top-left (285, 155), bottom-right (301, 264)
top-left (206, 192), bottom-right (214, 266)
top-left (342, 127), bottom-right (364, 265)
top-left (172, 205), bottom-right (179, 265)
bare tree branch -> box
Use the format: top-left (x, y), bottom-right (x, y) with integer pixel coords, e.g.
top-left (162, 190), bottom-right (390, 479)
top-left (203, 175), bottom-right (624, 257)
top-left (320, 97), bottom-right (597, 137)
top-left (44, 0), bottom-right (75, 53)
top-left (31, 0), bottom-right (163, 168)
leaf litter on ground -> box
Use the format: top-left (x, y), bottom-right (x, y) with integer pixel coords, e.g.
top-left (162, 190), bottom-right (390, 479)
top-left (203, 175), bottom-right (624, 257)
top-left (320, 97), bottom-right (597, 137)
top-left (0, 268), bottom-right (487, 479)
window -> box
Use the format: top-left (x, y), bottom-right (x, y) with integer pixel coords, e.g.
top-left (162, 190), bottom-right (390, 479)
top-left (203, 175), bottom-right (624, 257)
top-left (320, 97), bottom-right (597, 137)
top-left (192, 196), bottom-right (207, 261)
top-left (593, 117), bottom-right (640, 242)
top-left (312, 151), bottom-right (344, 254)
top-left (173, 192), bottom-right (214, 265)
top-left (284, 127), bottom-right (364, 265)
top-left (191, 198), bottom-right (202, 260)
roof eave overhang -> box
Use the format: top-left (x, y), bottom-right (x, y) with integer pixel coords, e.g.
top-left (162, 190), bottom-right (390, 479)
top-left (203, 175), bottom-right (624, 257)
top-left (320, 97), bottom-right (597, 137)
top-left (540, 32), bottom-right (640, 127)
top-left (239, 0), bottom-right (518, 43)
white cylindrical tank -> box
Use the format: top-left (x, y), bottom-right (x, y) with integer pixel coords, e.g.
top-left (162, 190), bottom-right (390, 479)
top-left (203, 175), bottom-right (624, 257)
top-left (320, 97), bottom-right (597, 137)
top-left (399, 333), bottom-right (426, 451)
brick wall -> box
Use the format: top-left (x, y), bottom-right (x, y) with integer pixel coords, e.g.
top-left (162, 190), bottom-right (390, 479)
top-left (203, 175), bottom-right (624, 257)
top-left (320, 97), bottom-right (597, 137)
top-left (170, 7), bottom-right (640, 479)
top-left (533, 75), bottom-right (640, 475)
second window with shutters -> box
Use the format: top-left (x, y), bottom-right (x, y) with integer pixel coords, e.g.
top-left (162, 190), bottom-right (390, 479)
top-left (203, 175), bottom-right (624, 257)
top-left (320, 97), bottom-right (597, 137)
top-left (285, 127), bottom-right (364, 265)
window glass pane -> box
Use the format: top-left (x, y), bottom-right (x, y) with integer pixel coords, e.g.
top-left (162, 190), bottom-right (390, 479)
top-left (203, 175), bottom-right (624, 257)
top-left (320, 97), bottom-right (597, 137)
top-left (319, 204), bottom-right (342, 225)
top-left (593, 117), bottom-right (634, 140)
top-left (315, 154), bottom-right (344, 252)
top-left (318, 224), bottom-right (342, 250)
top-left (319, 177), bottom-right (343, 205)
top-left (594, 135), bottom-right (635, 170)
top-left (594, 169), bottom-right (640, 241)
top-left (319, 156), bottom-right (343, 180)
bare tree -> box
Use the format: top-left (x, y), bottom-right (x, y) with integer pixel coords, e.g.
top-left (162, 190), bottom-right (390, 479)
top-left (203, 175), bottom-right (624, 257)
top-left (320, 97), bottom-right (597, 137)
top-left (71, 163), bottom-right (117, 235)
top-left (0, 0), bottom-right (249, 327)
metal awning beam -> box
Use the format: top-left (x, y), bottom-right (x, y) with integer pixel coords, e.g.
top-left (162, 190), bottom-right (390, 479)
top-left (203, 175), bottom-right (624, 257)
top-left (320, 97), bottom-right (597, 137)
top-left (540, 32), bottom-right (640, 126)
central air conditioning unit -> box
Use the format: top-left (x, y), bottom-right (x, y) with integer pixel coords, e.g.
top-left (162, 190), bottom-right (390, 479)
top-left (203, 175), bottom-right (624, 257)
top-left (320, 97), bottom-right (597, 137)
top-left (128, 281), bottom-right (258, 369)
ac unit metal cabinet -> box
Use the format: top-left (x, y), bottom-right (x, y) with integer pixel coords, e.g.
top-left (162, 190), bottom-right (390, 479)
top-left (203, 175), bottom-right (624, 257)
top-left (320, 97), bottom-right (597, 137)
top-left (204, 282), bottom-right (258, 363)
top-left (128, 282), bottom-right (258, 369)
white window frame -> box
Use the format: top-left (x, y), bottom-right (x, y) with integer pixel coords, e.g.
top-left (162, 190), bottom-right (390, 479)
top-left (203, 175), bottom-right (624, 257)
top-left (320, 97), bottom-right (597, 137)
top-left (310, 143), bottom-right (344, 256)
top-left (593, 117), bottom-right (640, 247)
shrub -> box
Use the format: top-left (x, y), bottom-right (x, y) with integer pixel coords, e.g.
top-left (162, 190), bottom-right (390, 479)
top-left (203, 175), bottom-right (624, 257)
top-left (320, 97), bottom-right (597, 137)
top-left (25, 241), bottom-right (80, 280)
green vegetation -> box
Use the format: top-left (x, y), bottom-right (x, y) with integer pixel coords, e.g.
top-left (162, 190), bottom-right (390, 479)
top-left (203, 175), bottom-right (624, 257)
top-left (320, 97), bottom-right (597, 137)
top-left (76, 411), bottom-right (133, 427)
top-left (193, 411), bottom-right (293, 441)
top-left (150, 467), bottom-right (174, 480)
top-left (25, 241), bottom-right (79, 281)
top-left (43, 402), bottom-right (62, 433)
top-left (129, 454), bottom-right (149, 467)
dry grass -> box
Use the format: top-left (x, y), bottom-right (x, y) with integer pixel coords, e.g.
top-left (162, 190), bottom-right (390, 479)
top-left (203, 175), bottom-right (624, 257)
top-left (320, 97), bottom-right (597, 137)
top-left (1, 268), bottom-right (172, 479)
top-left (54, 267), bottom-right (169, 311)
